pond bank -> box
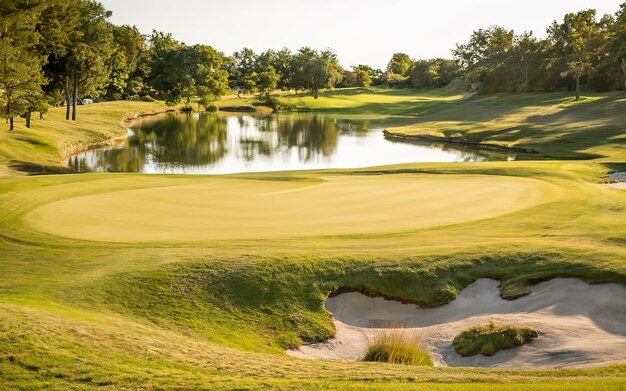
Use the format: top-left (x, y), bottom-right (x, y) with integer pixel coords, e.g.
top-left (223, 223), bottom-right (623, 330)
top-left (383, 130), bottom-right (536, 155)
top-left (60, 107), bottom-right (180, 160)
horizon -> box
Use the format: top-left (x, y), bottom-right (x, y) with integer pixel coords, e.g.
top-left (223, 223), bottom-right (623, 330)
top-left (101, 0), bottom-right (623, 69)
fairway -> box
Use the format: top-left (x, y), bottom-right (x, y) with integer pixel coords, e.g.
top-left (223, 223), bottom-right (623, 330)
top-left (24, 174), bottom-right (557, 242)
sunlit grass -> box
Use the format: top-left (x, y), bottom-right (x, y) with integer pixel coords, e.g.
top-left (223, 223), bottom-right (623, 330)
top-left (0, 93), bottom-right (625, 388)
top-left (362, 329), bottom-right (433, 366)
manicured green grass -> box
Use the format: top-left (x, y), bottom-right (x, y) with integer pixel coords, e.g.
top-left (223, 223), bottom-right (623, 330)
top-left (274, 87), bottom-right (467, 118)
top-left (362, 330), bottom-right (433, 366)
top-left (0, 91), bottom-right (625, 389)
top-left (453, 322), bottom-right (539, 357)
top-left (23, 174), bottom-right (558, 242)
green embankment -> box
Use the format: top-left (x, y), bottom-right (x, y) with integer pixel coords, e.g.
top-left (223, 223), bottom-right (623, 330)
top-left (0, 101), bottom-right (170, 176)
top-left (0, 89), bottom-right (625, 389)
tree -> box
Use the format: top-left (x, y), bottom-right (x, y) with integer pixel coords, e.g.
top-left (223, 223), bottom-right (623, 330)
top-left (256, 66), bottom-right (279, 99)
top-left (230, 47), bottom-right (257, 91)
top-left (291, 48), bottom-right (342, 98)
top-left (408, 60), bottom-right (439, 88)
top-left (548, 10), bottom-right (607, 100)
top-left (147, 31), bottom-right (183, 103)
top-left (38, 0), bottom-right (80, 112)
top-left (0, 0), bottom-right (46, 130)
top-left (352, 65), bottom-right (373, 87)
top-left (321, 49), bottom-right (343, 89)
top-left (148, 35), bottom-right (228, 104)
top-left (386, 53), bottom-right (413, 76)
top-left (60, 0), bottom-right (114, 120)
top-left (611, 3), bottom-right (626, 88)
top-left (272, 47), bottom-right (293, 89)
top-left (105, 25), bottom-right (148, 100)
top-left (453, 26), bottom-right (514, 90)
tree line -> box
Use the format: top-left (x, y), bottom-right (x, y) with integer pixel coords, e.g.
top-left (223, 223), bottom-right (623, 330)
top-left (1, 0), bottom-right (625, 130)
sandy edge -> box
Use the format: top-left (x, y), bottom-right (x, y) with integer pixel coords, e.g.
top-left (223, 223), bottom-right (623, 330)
top-left (287, 278), bottom-right (626, 369)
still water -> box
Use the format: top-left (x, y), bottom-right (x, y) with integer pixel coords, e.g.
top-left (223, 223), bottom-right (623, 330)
top-left (67, 113), bottom-right (510, 174)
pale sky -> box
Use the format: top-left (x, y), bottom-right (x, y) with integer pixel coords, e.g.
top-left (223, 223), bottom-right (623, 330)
top-left (100, 0), bottom-right (623, 69)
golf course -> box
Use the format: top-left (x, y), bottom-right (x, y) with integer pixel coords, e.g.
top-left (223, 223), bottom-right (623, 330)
top-left (3, 0), bottom-right (626, 388)
top-left (1, 88), bottom-right (626, 389)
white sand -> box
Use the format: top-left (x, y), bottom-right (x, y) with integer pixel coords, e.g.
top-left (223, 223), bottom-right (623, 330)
top-left (287, 278), bottom-right (626, 369)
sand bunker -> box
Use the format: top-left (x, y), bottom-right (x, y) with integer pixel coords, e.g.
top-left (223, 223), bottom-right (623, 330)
top-left (606, 172), bottom-right (626, 189)
top-left (287, 279), bottom-right (626, 369)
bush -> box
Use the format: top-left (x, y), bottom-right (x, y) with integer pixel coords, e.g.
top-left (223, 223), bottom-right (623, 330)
top-left (275, 332), bottom-right (302, 350)
top-left (362, 330), bottom-right (433, 366)
top-left (205, 104), bottom-right (218, 113)
top-left (453, 322), bottom-right (538, 357)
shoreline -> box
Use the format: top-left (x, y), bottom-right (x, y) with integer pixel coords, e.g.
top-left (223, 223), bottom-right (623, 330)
top-left (60, 107), bottom-right (179, 161)
top-left (383, 130), bottom-right (537, 154)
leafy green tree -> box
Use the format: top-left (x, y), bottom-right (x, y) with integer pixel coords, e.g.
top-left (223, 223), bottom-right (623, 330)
top-left (321, 49), bottom-right (343, 89)
top-left (548, 10), bottom-right (609, 99)
top-left (60, 0), bottom-right (114, 120)
top-left (291, 48), bottom-right (342, 98)
top-left (610, 3), bottom-right (626, 88)
top-left (0, 0), bottom-right (46, 130)
top-left (38, 0), bottom-right (80, 112)
top-left (386, 53), bottom-right (413, 76)
top-left (256, 66), bottom-right (279, 98)
top-left (106, 25), bottom-right (148, 99)
top-left (148, 35), bottom-right (228, 104)
top-left (453, 26), bottom-right (514, 90)
top-left (240, 72), bottom-right (257, 95)
top-left (352, 65), bottom-right (373, 87)
top-left (272, 47), bottom-right (293, 89)
top-left (408, 60), bottom-right (439, 88)
top-left (146, 32), bottom-right (183, 103)
top-left (230, 47), bottom-right (257, 93)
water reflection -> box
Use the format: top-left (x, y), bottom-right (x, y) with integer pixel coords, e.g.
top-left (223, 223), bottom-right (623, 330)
top-left (67, 113), bottom-right (511, 174)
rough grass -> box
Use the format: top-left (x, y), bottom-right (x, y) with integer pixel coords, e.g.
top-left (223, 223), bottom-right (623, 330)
top-left (362, 330), bottom-right (433, 366)
top-left (453, 322), bottom-right (539, 357)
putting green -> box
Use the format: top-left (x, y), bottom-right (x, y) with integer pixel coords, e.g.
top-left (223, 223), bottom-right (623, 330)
top-left (24, 174), bottom-right (559, 242)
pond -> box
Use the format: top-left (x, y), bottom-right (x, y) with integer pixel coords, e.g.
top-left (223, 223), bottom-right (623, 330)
top-left (66, 113), bottom-right (512, 174)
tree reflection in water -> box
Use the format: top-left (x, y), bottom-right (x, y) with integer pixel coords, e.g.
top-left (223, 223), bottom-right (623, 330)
top-left (67, 112), bottom-right (504, 174)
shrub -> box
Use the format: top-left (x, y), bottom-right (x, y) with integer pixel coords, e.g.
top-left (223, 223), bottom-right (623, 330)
top-left (205, 104), bottom-right (218, 113)
top-left (453, 322), bottom-right (538, 357)
top-left (362, 330), bottom-right (433, 366)
top-left (275, 332), bottom-right (302, 350)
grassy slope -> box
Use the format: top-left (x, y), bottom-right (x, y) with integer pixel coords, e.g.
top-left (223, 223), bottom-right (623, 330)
top-left (384, 92), bottom-right (626, 161)
top-left (1, 89), bottom-right (626, 389)
top-left (0, 101), bottom-right (169, 175)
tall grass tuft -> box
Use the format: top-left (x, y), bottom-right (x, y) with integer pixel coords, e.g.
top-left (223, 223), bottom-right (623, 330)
top-left (362, 329), bottom-right (433, 366)
top-left (453, 321), bottom-right (538, 357)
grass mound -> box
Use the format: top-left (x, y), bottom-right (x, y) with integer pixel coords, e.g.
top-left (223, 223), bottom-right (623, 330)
top-left (453, 322), bottom-right (539, 357)
top-left (362, 330), bottom-right (433, 366)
